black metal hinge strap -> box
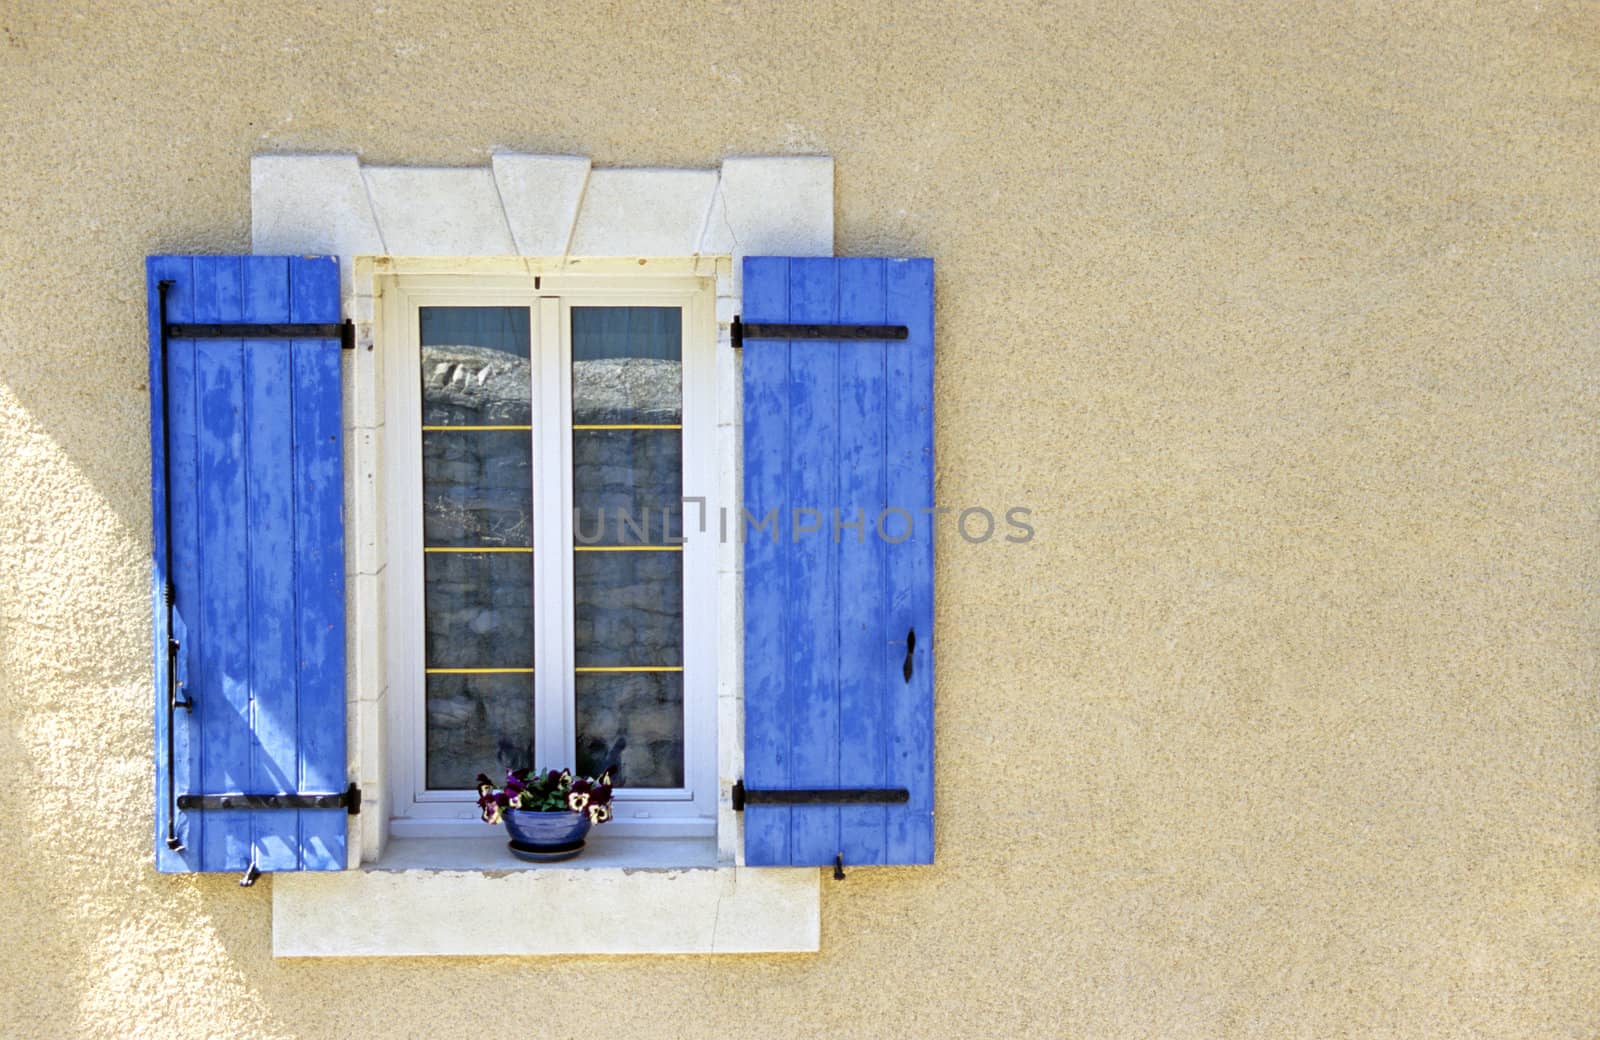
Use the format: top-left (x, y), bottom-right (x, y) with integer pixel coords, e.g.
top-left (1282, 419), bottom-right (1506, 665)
top-left (731, 781), bottom-right (910, 812)
top-left (730, 317), bottom-right (908, 350)
top-left (166, 321), bottom-right (357, 351)
top-left (178, 782), bottom-right (362, 815)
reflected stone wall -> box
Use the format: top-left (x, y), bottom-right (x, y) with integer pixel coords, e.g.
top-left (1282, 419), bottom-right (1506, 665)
top-left (421, 344), bottom-right (684, 788)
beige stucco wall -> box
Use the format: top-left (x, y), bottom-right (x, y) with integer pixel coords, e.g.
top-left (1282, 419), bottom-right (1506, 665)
top-left (2, 1), bottom-right (1598, 1036)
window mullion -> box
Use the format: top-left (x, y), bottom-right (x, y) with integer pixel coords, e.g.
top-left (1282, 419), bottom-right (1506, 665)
top-left (532, 295), bottom-right (570, 771)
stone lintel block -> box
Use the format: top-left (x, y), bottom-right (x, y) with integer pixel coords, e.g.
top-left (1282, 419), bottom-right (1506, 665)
top-left (252, 154), bottom-right (384, 302)
top-left (490, 153), bottom-right (590, 256)
top-left (700, 156), bottom-right (834, 295)
top-left (570, 168), bottom-right (718, 257)
top-left (362, 167), bottom-right (516, 257)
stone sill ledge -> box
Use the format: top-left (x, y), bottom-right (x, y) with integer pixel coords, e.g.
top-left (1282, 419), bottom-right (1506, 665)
top-left (374, 833), bottom-right (720, 871)
top-left (272, 838), bottom-right (819, 957)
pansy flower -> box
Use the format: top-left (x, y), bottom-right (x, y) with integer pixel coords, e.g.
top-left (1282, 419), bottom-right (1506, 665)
top-left (567, 790), bottom-right (590, 812)
top-left (587, 803), bottom-right (611, 824)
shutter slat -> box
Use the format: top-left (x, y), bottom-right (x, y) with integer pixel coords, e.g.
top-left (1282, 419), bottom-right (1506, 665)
top-left (786, 258), bottom-right (843, 866)
top-left (194, 256), bottom-right (254, 872)
top-left (885, 258), bottom-right (936, 864)
top-left (148, 254), bottom-right (346, 874)
top-left (741, 258), bottom-right (793, 865)
top-left (151, 255), bottom-right (198, 870)
top-left (289, 255), bottom-right (347, 870)
top-left (742, 256), bottom-right (935, 868)
top-left (836, 258), bottom-right (890, 866)
top-left (242, 257), bottom-right (299, 871)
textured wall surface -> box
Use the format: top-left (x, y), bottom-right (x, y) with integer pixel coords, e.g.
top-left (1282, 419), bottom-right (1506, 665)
top-left (2, 2), bottom-right (1598, 1037)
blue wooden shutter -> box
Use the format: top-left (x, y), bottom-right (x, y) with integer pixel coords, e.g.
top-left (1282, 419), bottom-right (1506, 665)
top-left (148, 255), bottom-right (348, 874)
top-left (741, 256), bottom-right (935, 867)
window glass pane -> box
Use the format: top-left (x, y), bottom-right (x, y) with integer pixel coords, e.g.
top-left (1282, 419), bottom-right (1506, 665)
top-left (427, 673), bottom-right (535, 790)
top-left (420, 306), bottom-right (533, 789)
top-left (423, 552), bottom-right (533, 670)
top-left (575, 672), bottom-right (685, 789)
top-left (423, 429), bottom-right (532, 546)
top-left (570, 306), bottom-right (684, 788)
top-left (571, 306), bottom-right (681, 423)
top-left (420, 306), bottom-right (532, 425)
top-left (572, 430), bottom-right (683, 544)
top-left (573, 551), bottom-right (683, 668)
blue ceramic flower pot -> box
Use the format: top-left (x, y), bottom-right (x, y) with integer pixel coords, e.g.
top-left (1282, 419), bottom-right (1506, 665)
top-left (503, 808), bottom-right (592, 850)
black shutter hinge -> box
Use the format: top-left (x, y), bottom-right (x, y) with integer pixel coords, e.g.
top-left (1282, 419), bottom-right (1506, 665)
top-left (166, 319), bottom-right (357, 351)
top-left (178, 781), bottom-right (361, 815)
top-left (731, 780), bottom-right (909, 811)
top-left (730, 316), bottom-right (909, 350)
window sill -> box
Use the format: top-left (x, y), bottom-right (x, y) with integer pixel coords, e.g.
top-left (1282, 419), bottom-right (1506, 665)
top-left (374, 833), bottom-right (720, 870)
top-left (271, 836), bottom-right (819, 957)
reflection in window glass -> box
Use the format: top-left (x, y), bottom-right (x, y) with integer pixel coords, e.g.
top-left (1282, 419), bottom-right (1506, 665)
top-left (419, 306), bottom-right (534, 789)
top-left (571, 306), bottom-right (685, 788)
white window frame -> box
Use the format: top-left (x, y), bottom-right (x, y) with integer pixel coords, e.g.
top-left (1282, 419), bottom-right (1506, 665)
top-left (381, 269), bottom-right (720, 839)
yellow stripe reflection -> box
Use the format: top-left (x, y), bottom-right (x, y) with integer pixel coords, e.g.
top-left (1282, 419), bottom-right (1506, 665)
top-left (424, 547), bottom-right (533, 553)
top-left (573, 545), bottom-right (682, 552)
top-left (572, 424), bottom-right (682, 430)
top-left (426, 668), bottom-right (535, 675)
top-left (574, 666), bottom-right (684, 673)
top-left (422, 425), bottom-right (533, 431)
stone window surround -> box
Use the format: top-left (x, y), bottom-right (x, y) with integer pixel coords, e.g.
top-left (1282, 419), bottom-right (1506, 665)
top-left (255, 152), bottom-right (832, 956)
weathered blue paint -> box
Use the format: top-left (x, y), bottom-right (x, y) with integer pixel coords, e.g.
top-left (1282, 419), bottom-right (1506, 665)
top-left (741, 256), bottom-right (936, 867)
top-left (288, 255), bottom-right (347, 870)
top-left (148, 254), bottom-right (346, 874)
top-left (740, 258), bottom-right (792, 865)
top-left (149, 255), bottom-right (196, 871)
top-left (786, 258), bottom-right (842, 866)
top-left (836, 258), bottom-right (890, 866)
top-left (884, 258), bottom-right (936, 864)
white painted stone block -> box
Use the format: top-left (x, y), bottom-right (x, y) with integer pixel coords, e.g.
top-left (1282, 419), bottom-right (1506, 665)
top-left (346, 328), bottom-right (382, 429)
top-left (362, 167), bottom-right (516, 256)
top-left (491, 153), bottom-right (590, 256)
top-left (357, 689), bottom-right (387, 863)
top-left (716, 714), bottom-right (743, 862)
top-left (716, 423), bottom-right (743, 576)
top-left (344, 427), bottom-right (380, 575)
top-left (716, 327), bottom-right (741, 428)
top-left (358, 688), bottom-right (385, 782)
top-left (273, 865), bottom-right (819, 956)
top-left (569, 168), bottom-right (718, 256)
top-left (347, 571), bottom-right (384, 702)
top-left (252, 156), bottom-right (384, 301)
top-left (717, 566), bottom-right (744, 690)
